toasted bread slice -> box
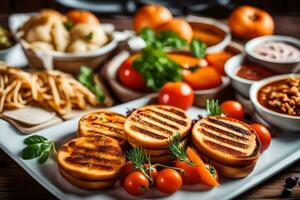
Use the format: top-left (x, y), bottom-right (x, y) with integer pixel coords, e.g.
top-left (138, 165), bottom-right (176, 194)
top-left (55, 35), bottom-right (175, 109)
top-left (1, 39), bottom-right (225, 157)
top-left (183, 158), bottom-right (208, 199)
top-left (57, 135), bottom-right (126, 181)
top-left (59, 167), bottom-right (116, 190)
top-left (124, 105), bottom-right (192, 149)
top-left (78, 110), bottom-right (127, 146)
top-left (192, 116), bottom-right (261, 167)
top-left (128, 137), bottom-right (188, 156)
top-left (199, 152), bottom-right (256, 178)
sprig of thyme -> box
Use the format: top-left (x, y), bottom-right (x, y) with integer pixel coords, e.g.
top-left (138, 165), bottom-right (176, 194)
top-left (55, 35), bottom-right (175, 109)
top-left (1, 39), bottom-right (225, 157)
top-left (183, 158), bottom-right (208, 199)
top-left (206, 99), bottom-right (223, 116)
top-left (168, 133), bottom-right (194, 165)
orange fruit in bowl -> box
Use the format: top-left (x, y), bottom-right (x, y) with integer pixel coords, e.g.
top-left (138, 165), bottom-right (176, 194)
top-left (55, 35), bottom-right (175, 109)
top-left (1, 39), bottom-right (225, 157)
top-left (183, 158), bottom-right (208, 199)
top-left (133, 4), bottom-right (173, 33)
top-left (157, 18), bottom-right (193, 43)
top-left (183, 66), bottom-right (222, 90)
top-left (66, 10), bottom-right (100, 24)
top-left (228, 5), bottom-right (274, 39)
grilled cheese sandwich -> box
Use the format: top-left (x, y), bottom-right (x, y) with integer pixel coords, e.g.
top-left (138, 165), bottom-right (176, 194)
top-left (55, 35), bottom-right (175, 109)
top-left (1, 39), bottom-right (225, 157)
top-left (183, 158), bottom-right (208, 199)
top-left (192, 116), bottom-right (261, 167)
top-left (57, 135), bottom-right (126, 181)
top-left (124, 105), bottom-right (192, 149)
top-left (78, 110), bottom-right (127, 147)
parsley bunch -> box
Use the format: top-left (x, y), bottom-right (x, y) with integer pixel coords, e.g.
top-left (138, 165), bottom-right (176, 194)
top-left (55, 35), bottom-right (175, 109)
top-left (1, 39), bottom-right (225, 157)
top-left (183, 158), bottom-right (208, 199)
top-left (139, 27), bottom-right (207, 58)
top-left (132, 46), bottom-right (182, 91)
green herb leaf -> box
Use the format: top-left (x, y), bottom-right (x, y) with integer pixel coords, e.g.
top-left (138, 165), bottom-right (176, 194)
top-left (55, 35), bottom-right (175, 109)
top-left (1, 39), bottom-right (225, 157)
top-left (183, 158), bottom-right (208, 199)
top-left (38, 151), bottom-right (50, 164)
top-left (85, 32), bottom-right (93, 41)
top-left (78, 66), bottom-right (105, 103)
top-left (139, 28), bottom-right (188, 49)
top-left (132, 46), bottom-right (183, 91)
top-left (21, 135), bottom-right (56, 164)
top-left (22, 144), bottom-right (41, 160)
top-left (139, 28), bottom-right (157, 46)
top-left (63, 21), bottom-right (74, 31)
top-left (190, 38), bottom-right (206, 58)
top-left (206, 99), bottom-right (223, 116)
top-left (24, 135), bottom-right (47, 145)
top-left (168, 133), bottom-right (194, 165)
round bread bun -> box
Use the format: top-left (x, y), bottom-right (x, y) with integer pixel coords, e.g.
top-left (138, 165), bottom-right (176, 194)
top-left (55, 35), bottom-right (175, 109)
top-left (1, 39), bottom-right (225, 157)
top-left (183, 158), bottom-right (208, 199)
top-left (124, 105), bottom-right (192, 149)
top-left (78, 110), bottom-right (127, 147)
top-left (192, 116), bottom-right (261, 167)
top-left (57, 135), bottom-right (126, 181)
top-left (59, 167), bottom-right (116, 190)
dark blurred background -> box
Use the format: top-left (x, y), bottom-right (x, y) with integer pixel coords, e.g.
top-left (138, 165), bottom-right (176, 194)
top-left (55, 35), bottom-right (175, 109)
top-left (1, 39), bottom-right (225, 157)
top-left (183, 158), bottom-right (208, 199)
top-left (1, 0), bottom-right (299, 17)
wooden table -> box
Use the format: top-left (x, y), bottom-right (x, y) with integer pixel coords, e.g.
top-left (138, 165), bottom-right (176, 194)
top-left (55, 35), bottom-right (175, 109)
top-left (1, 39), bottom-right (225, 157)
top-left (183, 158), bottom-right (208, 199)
top-left (0, 15), bottom-right (300, 200)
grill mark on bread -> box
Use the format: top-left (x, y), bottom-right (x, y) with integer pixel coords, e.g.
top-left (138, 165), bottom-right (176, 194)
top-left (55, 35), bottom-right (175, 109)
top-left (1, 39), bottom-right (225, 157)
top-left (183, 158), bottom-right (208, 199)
top-left (156, 106), bottom-right (187, 118)
top-left (90, 123), bottom-right (125, 135)
top-left (131, 116), bottom-right (173, 135)
top-left (138, 112), bottom-right (180, 130)
top-left (65, 157), bottom-right (114, 170)
top-left (200, 128), bottom-right (249, 149)
top-left (68, 152), bottom-right (122, 165)
top-left (204, 140), bottom-right (246, 157)
top-left (82, 130), bottom-right (124, 141)
top-left (72, 145), bottom-right (123, 157)
top-left (131, 125), bottom-right (168, 139)
top-left (83, 117), bottom-right (125, 125)
top-left (145, 109), bottom-right (188, 126)
top-left (200, 123), bottom-right (248, 141)
top-left (207, 118), bottom-right (251, 135)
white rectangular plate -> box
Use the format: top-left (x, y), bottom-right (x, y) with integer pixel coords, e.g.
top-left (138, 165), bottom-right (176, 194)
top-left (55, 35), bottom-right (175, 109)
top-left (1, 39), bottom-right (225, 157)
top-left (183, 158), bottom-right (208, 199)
top-left (0, 96), bottom-right (300, 200)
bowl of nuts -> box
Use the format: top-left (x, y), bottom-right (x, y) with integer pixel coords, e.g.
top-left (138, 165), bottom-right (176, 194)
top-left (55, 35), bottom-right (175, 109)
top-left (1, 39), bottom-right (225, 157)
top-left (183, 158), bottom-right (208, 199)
top-left (250, 74), bottom-right (300, 131)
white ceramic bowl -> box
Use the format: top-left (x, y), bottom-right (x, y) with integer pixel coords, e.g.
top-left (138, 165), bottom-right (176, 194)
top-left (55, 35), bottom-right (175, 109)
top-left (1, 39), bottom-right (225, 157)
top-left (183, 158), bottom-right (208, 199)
top-left (225, 54), bottom-right (254, 98)
top-left (9, 13), bottom-right (118, 75)
top-left (250, 74), bottom-right (300, 131)
top-left (245, 35), bottom-right (300, 73)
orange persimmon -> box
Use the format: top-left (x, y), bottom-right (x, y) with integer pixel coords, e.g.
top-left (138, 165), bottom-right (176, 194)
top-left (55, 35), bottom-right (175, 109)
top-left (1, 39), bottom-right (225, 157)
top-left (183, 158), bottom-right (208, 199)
top-left (157, 18), bottom-right (193, 43)
top-left (167, 54), bottom-right (208, 69)
top-left (183, 66), bottom-right (222, 90)
top-left (133, 4), bottom-right (173, 32)
top-left (228, 6), bottom-right (274, 39)
top-left (186, 147), bottom-right (219, 187)
top-left (66, 10), bottom-right (100, 24)
top-left (206, 51), bottom-right (234, 75)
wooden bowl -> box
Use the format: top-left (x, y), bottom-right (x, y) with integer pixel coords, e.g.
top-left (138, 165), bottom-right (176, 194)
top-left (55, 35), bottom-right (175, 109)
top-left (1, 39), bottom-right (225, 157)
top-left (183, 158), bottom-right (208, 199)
top-left (101, 42), bottom-right (243, 107)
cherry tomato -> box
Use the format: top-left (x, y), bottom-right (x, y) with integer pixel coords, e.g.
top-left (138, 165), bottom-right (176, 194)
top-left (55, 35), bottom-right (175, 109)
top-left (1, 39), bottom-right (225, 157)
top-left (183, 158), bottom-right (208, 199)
top-left (155, 168), bottom-right (182, 193)
top-left (118, 55), bottom-right (146, 91)
top-left (124, 171), bottom-right (149, 196)
top-left (119, 162), bottom-right (135, 185)
top-left (158, 82), bottom-right (194, 110)
top-left (220, 100), bottom-right (244, 120)
top-left (119, 162), bottom-right (158, 185)
top-left (175, 160), bottom-right (200, 185)
top-left (250, 123), bottom-right (272, 152)
top-left (205, 164), bottom-right (219, 182)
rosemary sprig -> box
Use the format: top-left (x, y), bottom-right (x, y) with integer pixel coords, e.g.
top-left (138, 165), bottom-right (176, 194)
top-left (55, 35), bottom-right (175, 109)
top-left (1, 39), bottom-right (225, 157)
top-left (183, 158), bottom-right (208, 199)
top-left (168, 133), bottom-right (194, 165)
top-left (126, 147), bottom-right (153, 183)
top-left (206, 99), bottom-right (223, 116)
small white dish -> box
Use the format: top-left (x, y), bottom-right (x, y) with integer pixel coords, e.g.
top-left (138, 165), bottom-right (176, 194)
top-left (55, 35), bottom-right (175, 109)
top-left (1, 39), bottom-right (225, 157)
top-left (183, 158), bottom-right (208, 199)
top-left (225, 54), bottom-right (253, 98)
top-left (245, 35), bottom-right (300, 73)
top-left (250, 74), bottom-right (300, 131)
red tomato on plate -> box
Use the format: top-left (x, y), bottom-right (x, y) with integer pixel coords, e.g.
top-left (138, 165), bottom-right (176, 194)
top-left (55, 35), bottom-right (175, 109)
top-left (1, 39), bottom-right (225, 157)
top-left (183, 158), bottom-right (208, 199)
top-left (158, 82), bottom-right (194, 110)
top-left (220, 100), bottom-right (244, 120)
top-left (118, 55), bottom-right (146, 91)
top-left (250, 123), bottom-right (271, 152)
